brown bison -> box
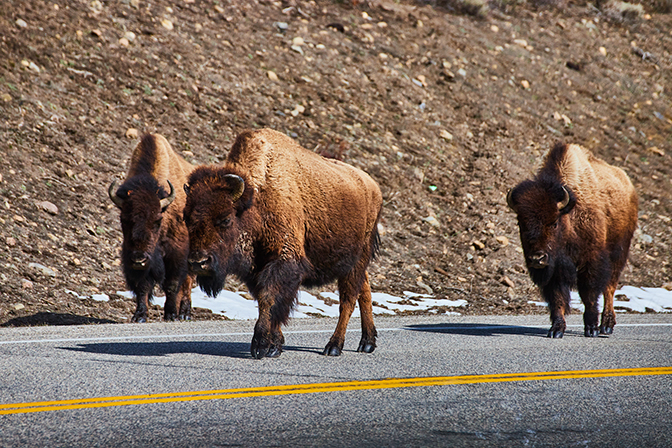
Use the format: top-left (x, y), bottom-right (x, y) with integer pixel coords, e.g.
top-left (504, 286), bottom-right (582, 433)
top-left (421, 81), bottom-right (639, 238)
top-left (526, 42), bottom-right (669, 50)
top-left (507, 143), bottom-right (638, 338)
top-left (183, 129), bottom-right (383, 358)
top-left (109, 134), bottom-right (195, 322)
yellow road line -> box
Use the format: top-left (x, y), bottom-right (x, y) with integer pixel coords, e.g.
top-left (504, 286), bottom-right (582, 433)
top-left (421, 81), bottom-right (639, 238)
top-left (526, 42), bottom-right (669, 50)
top-left (2, 367), bottom-right (671, 415)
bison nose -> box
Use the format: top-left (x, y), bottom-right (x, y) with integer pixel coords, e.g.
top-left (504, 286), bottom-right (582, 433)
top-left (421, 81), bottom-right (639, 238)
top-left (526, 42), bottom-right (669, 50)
top-left (188, 254), bottom-right (213, 274)
top-left (130, 252), bottom-right (149, 269)
top-left (529, 252), bottom-right (549, 269)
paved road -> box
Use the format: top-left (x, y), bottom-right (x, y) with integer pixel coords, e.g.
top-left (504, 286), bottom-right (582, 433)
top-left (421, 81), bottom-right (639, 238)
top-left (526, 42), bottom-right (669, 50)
top-left (1, 314), bottom-right (671, 447)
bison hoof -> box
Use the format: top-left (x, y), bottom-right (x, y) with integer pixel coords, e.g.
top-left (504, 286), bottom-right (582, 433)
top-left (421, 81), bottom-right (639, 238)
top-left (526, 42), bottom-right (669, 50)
top-left (357, 341), bottom-right (376, 353)
top-left (251, 340), bottom-right (282, 359)
top-left (164, 313), bottom-right (178, 322)
top-left (179, 314), bottom-right (192, 321)
top-left (584, 326), bottom-right (600, 338)
top-left (599, 325), bottom-right (613, 335)
top-left (322, 344), bottom-right (342, 357)
top-left (547, 329), bottom-right (564, 338)
top-left (131, 315), bottom-right (147, 323)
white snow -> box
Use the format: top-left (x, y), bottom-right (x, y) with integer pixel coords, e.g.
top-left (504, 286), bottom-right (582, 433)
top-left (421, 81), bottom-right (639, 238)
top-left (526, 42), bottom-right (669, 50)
top-left (527, 286), bottom-right (672, 314)
top-left (75, 285), bottom-right (672, 320)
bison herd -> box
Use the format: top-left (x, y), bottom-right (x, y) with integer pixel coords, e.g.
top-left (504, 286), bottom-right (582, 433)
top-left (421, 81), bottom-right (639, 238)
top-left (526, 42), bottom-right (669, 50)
top-left (109, 129), bottom-right (638, 358)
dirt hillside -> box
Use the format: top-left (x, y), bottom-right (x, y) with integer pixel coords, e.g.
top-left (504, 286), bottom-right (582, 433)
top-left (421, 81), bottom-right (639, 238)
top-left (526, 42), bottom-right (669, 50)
top-left (1, 0), bottom-right (670, 326)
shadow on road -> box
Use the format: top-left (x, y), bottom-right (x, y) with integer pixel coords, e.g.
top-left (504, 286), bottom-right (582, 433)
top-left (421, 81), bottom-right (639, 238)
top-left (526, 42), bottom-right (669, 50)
top-left (405, 323), bottom-right (549, 337)
top-left (59, 341), bottom-right (320, 359)
top-left (2, 312), bottom-right (117, 327)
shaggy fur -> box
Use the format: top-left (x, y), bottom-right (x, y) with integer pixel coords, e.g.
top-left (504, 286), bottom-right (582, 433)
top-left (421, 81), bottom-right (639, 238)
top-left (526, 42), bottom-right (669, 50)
top-left (508, 143), bottom-right (638, 338)
top-left (110, 134), bottom-right (195, 322)
top-left (183, 128), bottom-right (383, 358)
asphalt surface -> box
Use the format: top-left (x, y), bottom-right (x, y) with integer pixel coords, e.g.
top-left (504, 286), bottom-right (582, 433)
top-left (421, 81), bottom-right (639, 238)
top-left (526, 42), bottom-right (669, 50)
top-left (1, 313), bottom-right (671, 447)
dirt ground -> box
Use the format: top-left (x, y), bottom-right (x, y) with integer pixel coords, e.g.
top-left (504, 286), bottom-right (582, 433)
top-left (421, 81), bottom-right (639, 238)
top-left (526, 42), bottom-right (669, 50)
top-left (0, 0), bottom-right (670, 326)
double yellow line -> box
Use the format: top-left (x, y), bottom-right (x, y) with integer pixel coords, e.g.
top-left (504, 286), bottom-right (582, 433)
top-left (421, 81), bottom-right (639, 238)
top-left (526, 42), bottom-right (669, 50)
top-left (2, 366), bottom-right (671, 415)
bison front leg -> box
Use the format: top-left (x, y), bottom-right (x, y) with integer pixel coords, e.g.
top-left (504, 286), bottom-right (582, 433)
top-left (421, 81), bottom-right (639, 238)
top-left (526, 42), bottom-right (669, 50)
top-left (578, 270), bottom-right (608, 338)
top-left (129, 279), bottom-right (152, 323)
top-left (251, 313), bottom-right (284, 359)
top-left (249, 262), bottom-right (299, 359)
top-left (177, 274), bottom-right (194, 321)
top-left (542, 284), bottom-right (570, 338)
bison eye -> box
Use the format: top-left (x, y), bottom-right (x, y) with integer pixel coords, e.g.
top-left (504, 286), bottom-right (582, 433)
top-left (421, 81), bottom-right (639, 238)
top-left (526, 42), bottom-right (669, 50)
top-left (550, 220), bottom-right (559, 229)
top-left (216, 217), bottom-right (232, 228)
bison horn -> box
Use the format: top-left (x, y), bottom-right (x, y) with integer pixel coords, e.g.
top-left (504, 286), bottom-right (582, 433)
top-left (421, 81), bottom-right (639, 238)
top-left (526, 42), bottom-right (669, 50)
top-left (159, 180), bottom-right (176, 211)
top-left (224, 174), bottom-right (245, 202)
top-left (108, 179), bottom-right (125, 208)
top-left (506, 189), bottom-right (517, 212)
top-left (557, 186), bottom-right (570, 210)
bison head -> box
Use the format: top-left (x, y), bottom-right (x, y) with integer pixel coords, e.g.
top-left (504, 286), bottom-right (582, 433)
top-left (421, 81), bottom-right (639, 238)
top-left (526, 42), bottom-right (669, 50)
top-left (109, 177), bottom-right (175, 272)
top-left (507, 178), bottom-right (577, 286)
top-left (182, 167), bottom-right (254, 297)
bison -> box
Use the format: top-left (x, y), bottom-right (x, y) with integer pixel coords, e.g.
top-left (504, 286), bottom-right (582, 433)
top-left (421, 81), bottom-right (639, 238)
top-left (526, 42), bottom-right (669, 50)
top-left (183, 129), bottom-right (383, 359)
top-left (109, 134), bottom-right (195, 322)
top-left (507, 143), bottom-right (638, 338)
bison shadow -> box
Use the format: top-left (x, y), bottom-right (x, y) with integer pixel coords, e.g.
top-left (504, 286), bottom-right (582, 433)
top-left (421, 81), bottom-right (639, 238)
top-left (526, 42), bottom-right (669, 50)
top-left (59, 341), bottom-right (315, 358)
top-left (1, 312), bottom-right (117, 327)
top-left (405, 323), bottom-right (549, 337)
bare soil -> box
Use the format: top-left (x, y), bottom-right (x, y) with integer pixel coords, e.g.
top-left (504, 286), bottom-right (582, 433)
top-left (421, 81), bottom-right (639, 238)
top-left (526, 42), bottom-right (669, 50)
top-left (1, 0), bottom-right (670, 326)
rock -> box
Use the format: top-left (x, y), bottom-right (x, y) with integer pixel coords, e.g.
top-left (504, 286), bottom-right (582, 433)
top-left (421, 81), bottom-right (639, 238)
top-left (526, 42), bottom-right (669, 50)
top-left (292, 36), bottom-right (304, 46)
top-left (29, 262), bottom-right (56, 277)
top-left (472, 240), bottom-right (485, 250)
top-left (491, 25), bottom-right (499, 33)
top-left (21, 279), bottom-right (33, 289)
top-left (457, 68), bottom-right (467, 77)
top-left (422, 216), bottom-right (440, 228)
top-left (267, 71), bottom-right (278, 81)
top-left (521, 80), bottom-right (530, 89)
top-left (663, 282), bottom-right (672, 291)
top-left (496, 236), bottom-right (509, 246)
top-left (416, 280), bottom-right (434, 295)
top-left (599, 46), bottom-right (607, 57)
top-left (21, 60), bottom-right (40, 73)
top-left (119, 37), bottom-right (130, 47)
top-left (291, 45), bottom-right (304, 55)
top-left (16, 18), bottom-right (28, 28)
top-left (1, 93), bottom-right (10, 102)
top-left (125, 128), bottom-right (139, 139)
top-left (123, 31), bottom-right (136, 42)
top-left (514, 39), bottom-right (528, 48)
top-left (161, 19), bottom-right (174, 31)
top-left (37, 201), bottom-right (59, 215)
top-left (648, 146), bottom-right (664, 156)
top-left (6, 237), bottom-right (16, 247)
top-left (12, 303), bottom-right (25, 311)
top-left (500, 276), bottom-right (515, 288)
top-left (440, 130), bottom-right (453, 141)
top-left (290, 104), bottom-right (305, 117)
top-left (274, 22), bottom-right (288, 32)
top-left (637, 233), bottom-right (653, 244)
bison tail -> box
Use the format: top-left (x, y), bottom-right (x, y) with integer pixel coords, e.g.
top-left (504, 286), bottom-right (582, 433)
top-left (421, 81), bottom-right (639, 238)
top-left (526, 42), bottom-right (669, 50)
top-left (370, 210), bottom-right (382, 261)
